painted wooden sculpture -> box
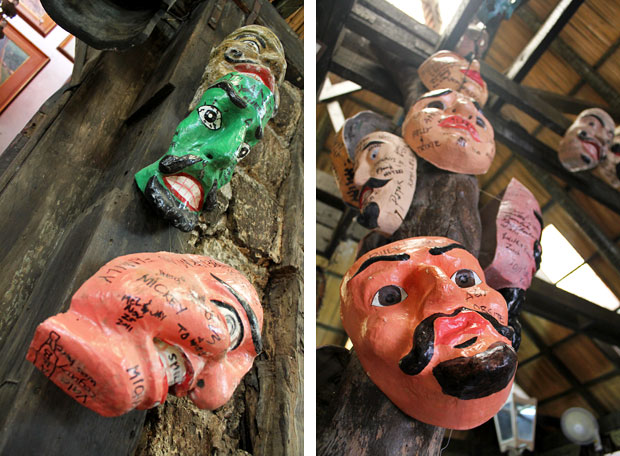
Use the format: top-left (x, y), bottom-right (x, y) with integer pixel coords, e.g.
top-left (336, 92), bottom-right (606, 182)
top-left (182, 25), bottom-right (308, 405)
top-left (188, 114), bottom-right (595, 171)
top-left (558, 108), bottom-right (615, 172)
top-left (418, 50), bottom-right (488, 106)
top-left (593, 125), bottom-right (620, 190)
top-left (340, 237), bottom-right (517, 430)
top-left (479, 178), bottom-right (543, 350)
top-left (402, 88), bottom-right (495, 175)
top-left (135, 26), bottom-right (286, 232)
top-left (27, 252), bottom-right (263, 417)
top-left (332, 111), bottom-right (417, 237)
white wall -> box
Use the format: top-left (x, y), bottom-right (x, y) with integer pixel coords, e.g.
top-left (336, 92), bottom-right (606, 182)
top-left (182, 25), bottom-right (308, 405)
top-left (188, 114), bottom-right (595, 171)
top-left (0, 15), bottom-right (74, 154)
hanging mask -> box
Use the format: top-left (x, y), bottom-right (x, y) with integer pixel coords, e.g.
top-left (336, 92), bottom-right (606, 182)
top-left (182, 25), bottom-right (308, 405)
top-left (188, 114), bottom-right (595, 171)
top-left (402, 89), bottom-right (495, 175)
top-left (418, 50), bottom-right (488, 107)
top-left (558, 108), bottom-right (614, 172)
top-left (593, 126), bottom-right (620, 189)
top-left (353, 131), bottom-right (417, 236)
top-left (135, 72), bottom-right (275, 231)
top-left (341, 237), bottom-right (517, 429)
top-left (27, 252), bottom-right (263, 417)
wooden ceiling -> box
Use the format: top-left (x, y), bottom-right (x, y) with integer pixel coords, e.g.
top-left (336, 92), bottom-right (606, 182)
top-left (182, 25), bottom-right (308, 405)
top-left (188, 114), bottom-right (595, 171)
top-left (316, 0), bottom-right (620, 452)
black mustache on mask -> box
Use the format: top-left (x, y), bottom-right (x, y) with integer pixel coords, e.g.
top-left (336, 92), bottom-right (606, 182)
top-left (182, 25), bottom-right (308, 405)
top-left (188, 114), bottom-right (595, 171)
top-left (364, 177), bottom-right (391, 189)
top-left (399, 307), bottom-right (514, 376)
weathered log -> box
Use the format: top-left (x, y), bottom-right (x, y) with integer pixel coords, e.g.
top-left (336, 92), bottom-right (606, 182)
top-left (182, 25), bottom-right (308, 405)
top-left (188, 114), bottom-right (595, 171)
top-left (317, 347), bottom-right (445, 455)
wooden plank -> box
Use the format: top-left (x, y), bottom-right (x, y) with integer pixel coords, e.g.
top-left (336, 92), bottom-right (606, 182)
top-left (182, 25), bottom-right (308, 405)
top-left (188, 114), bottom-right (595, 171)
top-left (526, 86), bottom-right (620, 118)
top-left (346, 4), bottom-right (572, 135)
top-left (435, 0), bottom-right (484, 51)
top-left (0, 2), bottom-right (252, 453)
top-left (516, 5), bottom-right (620, 110)
top-left (505, 0), bottom-right (584, 82)
top-left (317, 0), bottom-right (355, 93)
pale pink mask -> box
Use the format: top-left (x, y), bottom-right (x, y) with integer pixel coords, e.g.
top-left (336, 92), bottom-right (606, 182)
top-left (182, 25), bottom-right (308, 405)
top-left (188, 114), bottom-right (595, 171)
top-left (27, 252), bottom-right (263, 417)
top-left (402, 89), bottom-right (495, 175)
top-left (594, 125), bottom-right (620, 189)
top-left (558, 108), bottom-right (615, 171)
top-left (418, 50), bottom-right (488, 106)
top-left (353, 131), bottom-right (417, 236)
top-left (480, 178), bottom-right (543, 290)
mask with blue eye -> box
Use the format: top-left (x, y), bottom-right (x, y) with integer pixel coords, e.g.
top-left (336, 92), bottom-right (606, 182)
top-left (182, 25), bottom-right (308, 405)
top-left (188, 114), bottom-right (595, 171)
top-left (135, 72), bottom-right (275, 232)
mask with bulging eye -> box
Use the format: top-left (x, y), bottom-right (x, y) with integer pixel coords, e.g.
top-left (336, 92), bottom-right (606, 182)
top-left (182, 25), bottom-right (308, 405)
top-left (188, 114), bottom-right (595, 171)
top-left (558, 108), bottom-right (615, 172)
top-left (340, 237), bottom-right (516, 430)
top-left (199, 25), bottom-right (286, 110)
top-left (352, 131), bottom-right (417, 236)
top-left (26, 252), bottom-right (263, 417)
top-left (594, 126), bottom-right (620, 189)
top-left (418, 50), bottom-right (488, 107)
top-left (135, 72), bottom-right (275, 231)
top-left (402, 89), bottom-right (495, 175)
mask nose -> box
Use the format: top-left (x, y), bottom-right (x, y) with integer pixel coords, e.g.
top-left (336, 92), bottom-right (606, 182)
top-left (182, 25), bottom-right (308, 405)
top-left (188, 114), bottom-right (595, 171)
top-left (353, 160), bottom-right (372, 188)
top-left (451, 98), bottom-right (477, 120)
top-left (405, 265), bottom-right (465, 317)
top-left (578, 130), bottom-right (588, 140)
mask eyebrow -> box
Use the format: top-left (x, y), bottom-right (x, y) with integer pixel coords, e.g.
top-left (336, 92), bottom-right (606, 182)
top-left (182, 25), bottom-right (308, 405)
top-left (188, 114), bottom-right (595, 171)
top-left (417, 89), bottom-right (452, 102)
top-left (211, 273), bottom-right (263, 354)
top-left (429, 243), bottom-right (468, 255)
top-left (209, 81), bottom-right (248, 109)
top-left (352, 253), bottom-right (410, 278)
top-left (362, 140), bottom-right (384, 151)
top-left (236, 33), bottom-right (266, 49)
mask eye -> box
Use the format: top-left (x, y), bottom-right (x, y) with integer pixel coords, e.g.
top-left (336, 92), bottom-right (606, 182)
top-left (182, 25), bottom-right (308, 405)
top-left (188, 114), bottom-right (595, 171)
top-left (369, 147), bottom-right (379, 160)
top-left (450, 269), bottom-right (482, 288)
top-left (212, 301), bottom-right (244, 350)
top-left (198, 105), bottom-right (222, 130)
top-left (426, 100), bottom-right (445, 110)
top-left (236, 142), bottom-right (251, 161)
top-left (371, 285), bottom-right (408, 307)
top-left (476, 116), bottom-right (486, 129)
top-left (242, 40), bottom-right (260, 53)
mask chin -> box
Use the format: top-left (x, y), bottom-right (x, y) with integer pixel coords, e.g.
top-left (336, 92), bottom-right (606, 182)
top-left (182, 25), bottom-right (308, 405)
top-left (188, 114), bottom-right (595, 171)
top-left (144, 176), bottom-right (199, 232)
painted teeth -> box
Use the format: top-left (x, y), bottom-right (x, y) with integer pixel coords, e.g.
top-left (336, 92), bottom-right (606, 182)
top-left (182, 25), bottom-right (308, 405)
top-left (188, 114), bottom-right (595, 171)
top-left (164, 175), bottom-right (201, 210)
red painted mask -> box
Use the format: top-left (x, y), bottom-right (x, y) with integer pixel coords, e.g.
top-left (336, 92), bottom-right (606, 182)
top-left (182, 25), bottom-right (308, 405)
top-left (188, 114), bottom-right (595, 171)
top-left (480, 178), bottom-right (543, 290)
top-left (418, 50), bottom-right (488, 106)
top-left (341, 237), bottom-right (516, 429)
top-left (402, 89), bottom-right (495, 175)
top-left (558, 108), bottom-right (615, 171)
top-left (26, 252), bottom-right (262, 417)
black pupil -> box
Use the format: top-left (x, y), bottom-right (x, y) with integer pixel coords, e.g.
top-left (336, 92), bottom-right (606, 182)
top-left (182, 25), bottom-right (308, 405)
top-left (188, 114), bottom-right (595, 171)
top-left (378, 285), bottom-right (402, 306)
top-left (455, 270), bottom-right (475, 288)
top-left (427, 100), bottom-right (444, 110)
top-left (206, 111), bottom-right (215, 121)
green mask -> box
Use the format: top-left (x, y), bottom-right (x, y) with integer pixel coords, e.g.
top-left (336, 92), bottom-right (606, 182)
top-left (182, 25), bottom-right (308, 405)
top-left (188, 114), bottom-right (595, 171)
top-left (135, 72), bottom-right (275, 231)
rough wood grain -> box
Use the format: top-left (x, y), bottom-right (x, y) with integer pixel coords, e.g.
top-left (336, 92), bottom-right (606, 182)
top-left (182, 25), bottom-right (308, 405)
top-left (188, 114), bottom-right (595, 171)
top-left (317, 349), bottom-right (445, 456)
top-left (0, 0), bottom-right (304, 454)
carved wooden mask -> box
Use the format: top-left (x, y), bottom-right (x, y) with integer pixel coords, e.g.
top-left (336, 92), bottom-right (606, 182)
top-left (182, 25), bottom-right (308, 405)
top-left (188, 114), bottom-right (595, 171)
top-left (341, 237), bottom-right (517, 429)
top-left (418, 50), bottom-right (488, 106)
top-left (353, 131), bottom-right (417, 236)
top-left (558, 108), bottom-right (615, 172)
top-left (27, 252), bottom-right (263, 417)
top-left (402, 89), bottom-right (495, 175)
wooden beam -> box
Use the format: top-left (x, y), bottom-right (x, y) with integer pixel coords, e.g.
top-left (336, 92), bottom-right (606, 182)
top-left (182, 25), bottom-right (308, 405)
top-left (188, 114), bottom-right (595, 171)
top-left (525, 278), bottom-right (620, 347)
top-left (516, 5), bottom-right (620, 110)
top-left (435, 0), bottom-right (484, 51)
top-left (330, 36), bottom-right (620, 217)
top-left (520, 320), bottom-right (608, 417)
top-left (346, 4), bottom-right (571, 135)
top-left (316, 0), bottom-right (355, 93)
top-left (526, 86), bottom-right (620, 118)
top-left (505, 0), bottom-right (584, 82)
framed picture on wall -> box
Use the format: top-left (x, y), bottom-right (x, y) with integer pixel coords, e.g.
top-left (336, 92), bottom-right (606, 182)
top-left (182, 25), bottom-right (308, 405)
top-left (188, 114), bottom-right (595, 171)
top-left (0, 23), bottom-right (50, 113)
top-left (57, 35), bottom-right (75, 63)
top-left (17, 0), bottom-right (56, 37)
